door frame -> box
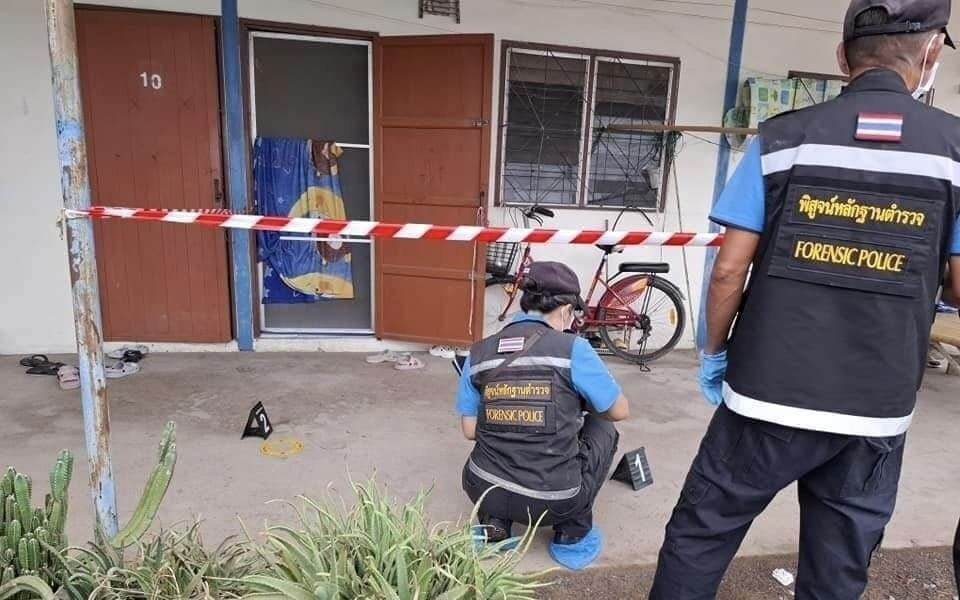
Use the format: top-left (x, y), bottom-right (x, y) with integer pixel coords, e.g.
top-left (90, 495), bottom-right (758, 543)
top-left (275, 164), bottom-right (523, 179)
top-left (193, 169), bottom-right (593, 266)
top-left (76, 4), bottom-right (234, 343)
top-left (240, 18), bottom-right (380, 338)
top-left (246, 29), bottom-right (377, 335)
top-left (373, 34), bottom-right (494, 344)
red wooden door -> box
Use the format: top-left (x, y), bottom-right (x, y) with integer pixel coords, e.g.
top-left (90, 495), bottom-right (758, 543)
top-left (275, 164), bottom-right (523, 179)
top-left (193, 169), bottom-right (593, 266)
top-left (375, 35), bottom-right (493, 346)
top-left (77, 8), bottom-right (231, 343)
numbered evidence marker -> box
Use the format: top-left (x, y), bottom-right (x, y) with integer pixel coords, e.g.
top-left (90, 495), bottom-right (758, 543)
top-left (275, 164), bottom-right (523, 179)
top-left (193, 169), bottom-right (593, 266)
top-left (242, 402), bottom-right (273, 440)
top-left (611, 447), bottom-right (653, 491)
top-left (452, 354), bottom-right (467, 377)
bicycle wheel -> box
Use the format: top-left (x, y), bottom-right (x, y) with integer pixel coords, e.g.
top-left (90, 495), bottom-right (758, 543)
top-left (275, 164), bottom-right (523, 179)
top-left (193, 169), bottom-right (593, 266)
top-left (597, 276), bottom-right (686, 364)
top-left (483, 275), bottom-right (521, 337)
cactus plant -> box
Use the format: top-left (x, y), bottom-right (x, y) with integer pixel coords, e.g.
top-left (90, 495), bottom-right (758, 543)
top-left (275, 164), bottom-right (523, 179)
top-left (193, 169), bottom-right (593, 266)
top-left (0, 421), bottom-right (178, 596)
top-left (110, 422), bottom-right (177, 548)
top-left (0, 450), bottom-right (73, 594)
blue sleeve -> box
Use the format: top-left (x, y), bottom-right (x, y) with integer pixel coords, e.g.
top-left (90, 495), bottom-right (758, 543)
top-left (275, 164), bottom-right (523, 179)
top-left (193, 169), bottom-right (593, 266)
top-left (455, 355), bottom-right (481, 417)
top-left (709, 138), bottom-right (765, 233)
top-left (952, 214), bottom-right (960, 255)
top-left (570, 338), bottom-right (622, 413)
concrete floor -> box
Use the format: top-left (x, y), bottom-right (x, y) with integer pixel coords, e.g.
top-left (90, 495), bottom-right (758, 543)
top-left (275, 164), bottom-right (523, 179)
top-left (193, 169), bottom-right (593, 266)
top-left (2, 350), bottom-right (959, 571)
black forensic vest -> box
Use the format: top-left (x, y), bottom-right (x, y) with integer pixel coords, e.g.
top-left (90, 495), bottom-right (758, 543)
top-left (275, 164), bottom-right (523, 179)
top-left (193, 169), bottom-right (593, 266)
top-left (725, 69), bottom-right (960, 437)
top-left (467, 319), bottom-right (585, 500)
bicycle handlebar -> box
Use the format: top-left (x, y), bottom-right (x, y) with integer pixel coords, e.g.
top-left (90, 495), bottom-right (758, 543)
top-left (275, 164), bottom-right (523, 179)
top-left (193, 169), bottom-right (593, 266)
top-left (523, 205), bottom-right (555, 220)
top-left (532, 206), bottom-right (555, 218)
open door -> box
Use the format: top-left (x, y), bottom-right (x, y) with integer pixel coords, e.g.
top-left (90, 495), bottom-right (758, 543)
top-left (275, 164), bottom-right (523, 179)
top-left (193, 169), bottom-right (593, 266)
top-left (375, 35), bottom-right (493, 346)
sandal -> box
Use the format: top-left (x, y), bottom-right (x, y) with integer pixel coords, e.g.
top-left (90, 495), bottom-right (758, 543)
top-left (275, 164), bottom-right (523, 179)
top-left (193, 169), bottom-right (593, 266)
top-left (20, 355), bottom-right (64, 370)
top-left (365, 350), bottom-right (404, 364)
top-left (107, 345), bottom-right (149, 360)
top-left (26, 364), bottom-right (61, 376)
top-left (394, 355), bottom-right (425, 371)
top-left (105, 361), bottom-right (140, 379)
top-left (57, 366), bottom-right (80, 390)
top-left (119, 350), bottom-right (145, 363)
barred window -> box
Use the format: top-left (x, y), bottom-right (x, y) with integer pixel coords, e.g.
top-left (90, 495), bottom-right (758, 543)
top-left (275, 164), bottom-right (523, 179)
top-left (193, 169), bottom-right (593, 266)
top-left (498, 43), bottom-right (678, 211)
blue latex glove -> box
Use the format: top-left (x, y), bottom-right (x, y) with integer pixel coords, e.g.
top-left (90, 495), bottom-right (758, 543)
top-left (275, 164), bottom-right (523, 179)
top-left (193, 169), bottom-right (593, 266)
top-left (699, 350), bottom-right (728, 406)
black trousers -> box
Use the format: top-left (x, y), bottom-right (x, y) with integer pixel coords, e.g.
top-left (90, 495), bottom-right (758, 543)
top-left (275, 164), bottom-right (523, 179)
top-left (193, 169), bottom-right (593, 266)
top-left (650, 404), bottom-right (905, 600)
top-left (463, 414), bottom-right (619, 539)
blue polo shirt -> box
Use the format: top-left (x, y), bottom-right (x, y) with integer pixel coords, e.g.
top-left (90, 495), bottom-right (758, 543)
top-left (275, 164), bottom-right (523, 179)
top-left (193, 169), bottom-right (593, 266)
top-left (710, 139), bottom-right (960, 256)
top-left (455, 314), bottom-right (622, 417)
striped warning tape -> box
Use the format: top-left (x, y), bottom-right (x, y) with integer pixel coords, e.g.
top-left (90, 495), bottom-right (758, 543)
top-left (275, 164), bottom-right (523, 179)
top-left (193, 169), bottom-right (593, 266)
top-left (65, 206), bottom-right (726, 247)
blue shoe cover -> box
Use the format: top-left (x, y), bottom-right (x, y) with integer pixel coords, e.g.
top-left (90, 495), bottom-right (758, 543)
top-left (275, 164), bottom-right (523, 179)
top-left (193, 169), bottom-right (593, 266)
top-left (471, 525), bottom-right (520, 552)
top-left (548, 527), bottom-right (603, 571)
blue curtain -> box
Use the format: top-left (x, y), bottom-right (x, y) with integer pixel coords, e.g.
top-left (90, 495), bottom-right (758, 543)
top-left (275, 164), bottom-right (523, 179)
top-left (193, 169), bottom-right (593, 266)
top-left (253, 138), bottom-right (354, 304)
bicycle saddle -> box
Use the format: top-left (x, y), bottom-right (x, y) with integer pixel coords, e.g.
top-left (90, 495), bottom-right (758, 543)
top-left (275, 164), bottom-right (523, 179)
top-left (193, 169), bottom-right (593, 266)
top-left (619, 262), bottom-right (670, 274)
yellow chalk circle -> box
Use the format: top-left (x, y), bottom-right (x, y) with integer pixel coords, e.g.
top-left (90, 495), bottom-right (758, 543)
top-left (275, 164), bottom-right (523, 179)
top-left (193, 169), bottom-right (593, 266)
top-left (260, 438), bottom-right (304, 458)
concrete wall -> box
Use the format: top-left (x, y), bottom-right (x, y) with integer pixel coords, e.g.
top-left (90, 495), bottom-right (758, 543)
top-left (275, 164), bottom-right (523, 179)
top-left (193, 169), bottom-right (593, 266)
top-left (0, 1), bottom-right (78, 354)
top-left (3, 0), bottom-right (959, 354)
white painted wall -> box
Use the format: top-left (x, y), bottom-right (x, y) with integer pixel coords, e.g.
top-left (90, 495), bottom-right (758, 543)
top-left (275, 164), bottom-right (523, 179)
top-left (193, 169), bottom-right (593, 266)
top-left (3, 0), bottom-right (959, 354)
top-left (0, 0), bottom-right (78, 354)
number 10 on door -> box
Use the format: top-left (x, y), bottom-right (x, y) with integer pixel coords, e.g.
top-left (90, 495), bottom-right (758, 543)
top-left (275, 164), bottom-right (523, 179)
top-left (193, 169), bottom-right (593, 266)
top-left (139, 72), bottom-right (163, 90)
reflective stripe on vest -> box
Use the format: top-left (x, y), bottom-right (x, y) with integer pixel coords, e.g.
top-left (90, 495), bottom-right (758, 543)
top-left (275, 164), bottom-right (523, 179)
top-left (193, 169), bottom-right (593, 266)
top-left (761, 143), bottom-right (960, 184)
top-left (468, 458), bottom-right (581, 501)
top-left (470, 356), bottom-right (572, 376)
top-left (723, 383), bottom-right (913, 437)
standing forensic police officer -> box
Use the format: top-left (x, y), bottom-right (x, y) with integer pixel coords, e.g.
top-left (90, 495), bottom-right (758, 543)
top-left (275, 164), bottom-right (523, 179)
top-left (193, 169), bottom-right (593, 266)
top-left (456, 261), bottom-right (630, 570)
top-left (650, 1), bottom-right (960, 598)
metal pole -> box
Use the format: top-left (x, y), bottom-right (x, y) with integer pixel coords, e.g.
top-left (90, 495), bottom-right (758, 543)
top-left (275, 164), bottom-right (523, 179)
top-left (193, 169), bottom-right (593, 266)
top-left (221, 0), bottom-right (255, 351)
top-left (696, 0), bottom-right (749, 350)
top-left (44, 0), bottom-right (119, 537)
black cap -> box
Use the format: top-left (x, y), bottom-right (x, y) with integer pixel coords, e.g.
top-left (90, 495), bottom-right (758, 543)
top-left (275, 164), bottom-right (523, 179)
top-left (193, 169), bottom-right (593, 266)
top-left (523, 262), bottom-right (585, 311)
top-left (844, 0), bottom-right (955, 49)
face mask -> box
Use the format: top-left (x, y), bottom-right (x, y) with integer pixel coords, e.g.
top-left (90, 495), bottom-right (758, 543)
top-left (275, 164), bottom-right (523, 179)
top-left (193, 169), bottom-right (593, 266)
top-left (913, 35), bottom-right (941, 100)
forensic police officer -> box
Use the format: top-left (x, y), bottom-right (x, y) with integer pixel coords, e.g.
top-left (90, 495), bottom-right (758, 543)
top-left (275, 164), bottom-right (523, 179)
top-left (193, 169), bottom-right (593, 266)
top-left (456, 261), bottom-right (630, 570)
top-left (650, 0), bottom-right (960, 597)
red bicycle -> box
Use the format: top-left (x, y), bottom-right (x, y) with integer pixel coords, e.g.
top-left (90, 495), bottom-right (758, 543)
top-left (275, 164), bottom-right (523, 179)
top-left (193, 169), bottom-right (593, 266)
top-left (484, 205), bottom-right (687, 364)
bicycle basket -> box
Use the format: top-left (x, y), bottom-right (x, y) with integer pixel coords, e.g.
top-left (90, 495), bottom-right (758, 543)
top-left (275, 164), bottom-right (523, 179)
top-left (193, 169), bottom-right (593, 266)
top-left (486, 242), bottom-right (519, 277)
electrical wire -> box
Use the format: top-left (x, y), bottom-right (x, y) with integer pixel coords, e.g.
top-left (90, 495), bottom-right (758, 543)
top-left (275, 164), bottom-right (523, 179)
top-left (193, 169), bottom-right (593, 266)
top-left (294, 0), bottom-right (458, 33)
top-left (545, 0), bottom-right (841, 33)
top-left (513, 0), bottom-right (839, 77)
top-left (668, 140), bottom-right (699, 343)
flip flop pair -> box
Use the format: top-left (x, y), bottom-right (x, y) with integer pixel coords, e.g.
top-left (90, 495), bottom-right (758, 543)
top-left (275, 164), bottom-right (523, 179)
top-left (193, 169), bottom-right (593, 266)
top-left (107, 345), bottom-right (148, 362)
top-left (105, 360), bottom-right (140, 379)
top-left (57, 366), bottom-right (80, 391)
top-left (21, 354), bottom-right (65, 376)
top-left (394, 355), bottom-right (425, 371)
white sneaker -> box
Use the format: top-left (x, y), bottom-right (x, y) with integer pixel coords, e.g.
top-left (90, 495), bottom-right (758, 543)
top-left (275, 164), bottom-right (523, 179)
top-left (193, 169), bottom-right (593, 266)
top-left (429, 345), bottom-right (457, 359)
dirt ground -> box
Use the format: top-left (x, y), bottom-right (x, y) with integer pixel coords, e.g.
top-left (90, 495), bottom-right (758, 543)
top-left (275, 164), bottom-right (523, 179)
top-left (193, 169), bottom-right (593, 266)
top-left (539, 547), bottom-right (958, 600)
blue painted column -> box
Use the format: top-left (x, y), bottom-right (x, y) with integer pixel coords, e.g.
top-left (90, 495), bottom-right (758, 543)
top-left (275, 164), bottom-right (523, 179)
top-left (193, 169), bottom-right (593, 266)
top-left (696, 0), bottom-right (749, 350)
top-left (221, 0), bottom-right (255, 350)
top-left (44, 0), bottom-right (119, 536)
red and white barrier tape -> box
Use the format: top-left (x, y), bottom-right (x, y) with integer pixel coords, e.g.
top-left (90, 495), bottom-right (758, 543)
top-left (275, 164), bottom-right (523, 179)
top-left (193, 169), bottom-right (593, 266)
top-left (65, 207), bottom-right (726, 247)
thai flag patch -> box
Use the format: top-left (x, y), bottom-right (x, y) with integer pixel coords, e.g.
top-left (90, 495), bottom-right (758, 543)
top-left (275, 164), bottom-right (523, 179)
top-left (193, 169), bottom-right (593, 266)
top-left (497, 337), bottom-right (525, 353)
top-left (855, 113), bottom-right (903, 143)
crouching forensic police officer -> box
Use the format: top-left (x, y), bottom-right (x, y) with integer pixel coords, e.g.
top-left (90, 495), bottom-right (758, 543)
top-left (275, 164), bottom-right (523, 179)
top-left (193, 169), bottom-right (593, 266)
top-left (455, 261), bottom-right (629, 570)
top-left (650, 1), bottom-right (960, 598)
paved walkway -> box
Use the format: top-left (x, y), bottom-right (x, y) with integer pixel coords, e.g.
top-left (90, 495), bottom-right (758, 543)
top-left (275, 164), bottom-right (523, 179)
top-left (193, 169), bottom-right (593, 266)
top-left (3, 350), bottom-right (958, 570)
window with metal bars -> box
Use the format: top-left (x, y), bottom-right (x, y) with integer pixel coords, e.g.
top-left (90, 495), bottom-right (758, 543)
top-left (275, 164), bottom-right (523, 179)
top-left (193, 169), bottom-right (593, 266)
top-left (497, 42), bottom-right (678, 211)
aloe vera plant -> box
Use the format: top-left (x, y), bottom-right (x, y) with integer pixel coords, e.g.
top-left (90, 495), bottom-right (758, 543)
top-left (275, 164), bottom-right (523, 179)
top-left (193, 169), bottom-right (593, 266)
top-left (242, 479), bottom-right (550, 599)
top-left (0, 575), bottom-right (54, 600)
